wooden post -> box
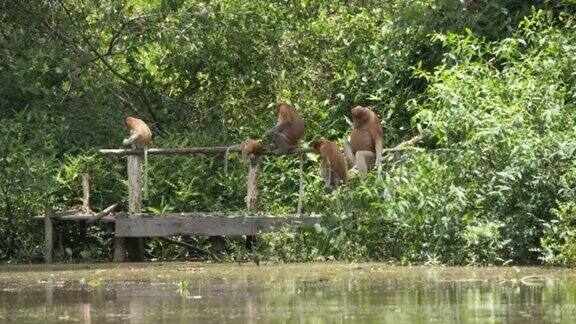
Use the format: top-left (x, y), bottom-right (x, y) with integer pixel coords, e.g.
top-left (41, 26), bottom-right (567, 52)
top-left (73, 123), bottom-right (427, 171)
top-left (126, 153), bottom-right (145, 261)
top-left (44, 207), bottom-right (53, 263)
top-left (245, 154), bottom-right (260, 249)
top-left (114, 153), bottom-right (145, 262)
top-left (297, 154), bottom-right (304, 215)
top-left (81, 173), bottom-right (91, 213)
top-left (112, 233), bottom-right (126, 262)
top-left (246, 154), bottom-right (260, 210)
top-left (79, 173), bottom-right (90, 242)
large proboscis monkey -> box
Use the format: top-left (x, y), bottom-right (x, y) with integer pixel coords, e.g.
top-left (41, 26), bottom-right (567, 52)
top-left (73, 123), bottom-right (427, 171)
top-left (310, 139), bottom-right (348, 194)
top-left (343, 105), bottom-right (383, 176)
top-left (265, 102), bottom-right (305, 153)
top-left (123, 116), bottom-right (152, 198)
top-left (224, 137), bottom-right (263, 173)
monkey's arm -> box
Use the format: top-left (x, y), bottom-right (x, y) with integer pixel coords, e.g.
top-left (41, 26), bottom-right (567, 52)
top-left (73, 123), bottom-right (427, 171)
top-left (265, 121), bottom-right (291, 137)
top-left (123, 133), bottom-right (139, 146)
top-left (373, 133), bottom-right (383, 168)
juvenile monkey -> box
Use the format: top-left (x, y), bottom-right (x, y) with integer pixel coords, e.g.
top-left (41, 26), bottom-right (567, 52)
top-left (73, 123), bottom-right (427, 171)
top-left (310, 139), bottom-right (348, 194)
top-left (343, 105), bottom-right (383, 174)
top-left (123, 116), bottom-right (152, 198)
top-left (224, 137), bottom-right (263, 173)
top-left (224, 138), bottom-right (264, 210)
top-left (265, 102), bottom-right (305, 153)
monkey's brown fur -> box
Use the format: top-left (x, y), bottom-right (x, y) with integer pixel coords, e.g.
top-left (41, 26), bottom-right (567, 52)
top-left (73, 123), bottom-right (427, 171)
top-left (265, 102), bottom-right (305, 153)
top-left (345, 106), bottom-right (383, 173)
top-left (310, 138), bottom-right (348, 193)
top-left (224, 137), bottom-right (263, 173)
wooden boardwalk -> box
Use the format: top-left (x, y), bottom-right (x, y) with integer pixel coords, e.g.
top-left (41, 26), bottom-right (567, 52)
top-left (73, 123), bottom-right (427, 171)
top-left (38, 146), bottom-right (318, 263)
top-left (38, 132), bottom-right (428, 263)
top-left (114, 213), bottom-right (320, 237)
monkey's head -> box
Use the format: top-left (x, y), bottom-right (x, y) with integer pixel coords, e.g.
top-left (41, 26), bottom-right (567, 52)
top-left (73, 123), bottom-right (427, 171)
top-left (351, 105), bottom-right (372, 127)
top-left (123, 116), bottom-right (136, 127)
top-left (351, 105), bottom-right (369, 120)
top-left (278, 102), bottom-right (291, 114)
top-left (309, 139), bottom-right (326, 153)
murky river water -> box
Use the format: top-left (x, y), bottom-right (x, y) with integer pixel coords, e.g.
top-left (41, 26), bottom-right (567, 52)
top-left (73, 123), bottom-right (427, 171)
top-left (0, 263), bottom-right (575, 323)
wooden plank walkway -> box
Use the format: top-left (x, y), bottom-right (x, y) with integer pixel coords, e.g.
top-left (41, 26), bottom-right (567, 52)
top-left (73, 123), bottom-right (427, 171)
top-left (114, 213), bottom-right (321, 237)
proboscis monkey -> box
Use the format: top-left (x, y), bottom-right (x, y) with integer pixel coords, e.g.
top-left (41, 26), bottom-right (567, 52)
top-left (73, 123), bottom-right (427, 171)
top-left (224, 137), bottom-right (263, 173)
top-left (224, 137), bottom-right (263, 208)
top-left (343, 105), bottom-right (383, 175)
top-left (265, 102), bottom-right (305, 153)
top-left (123, 116), bottom-right (152, 198)
top-left (310, 139), bottom-right (348, 193)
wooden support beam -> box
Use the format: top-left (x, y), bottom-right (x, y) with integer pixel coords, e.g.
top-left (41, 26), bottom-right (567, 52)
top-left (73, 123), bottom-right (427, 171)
top-left (127, 154), bottom-right (145, 261)
top-left (244, 154), bottom-right (261, 250)
top-left (115, 214), bottom-right (320, 237)
top-left (114, 153), bottom-right (145, 262)
top-left (44, 207), bottom-right (53, 264)
top-left (99, 147), bottom-right (313, 157)
top-left (45, 210), bottom-right (80, 218)
top-left (81, 173), bottom-right (91, 213)
top-left (113, 227), bottom-right (127, 261)
top-left (246, 154), bottom-right (260, 211)
top-left (98, 131), bottom-right (430, 158)
top-left (297, 155), bottom-right (304, 215)
top-left (33, 214), bottom-right (116, 222)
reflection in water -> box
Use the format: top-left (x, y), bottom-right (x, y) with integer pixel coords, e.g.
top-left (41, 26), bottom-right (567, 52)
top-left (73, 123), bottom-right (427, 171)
top-left (0, 264), bottom-right (575, 323)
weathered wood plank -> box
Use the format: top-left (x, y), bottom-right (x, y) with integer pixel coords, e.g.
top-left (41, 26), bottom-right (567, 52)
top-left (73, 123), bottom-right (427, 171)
top-left (98, 132), bottom-right (430, 158)
top-left (112, 212), bottom-right (313, 218)
top-left (34, 214), bottom-right (116, 222)
top-left (99, 147), bottom-right (313, 157)
top-left (125, 153), bottom-right (145, 261)
top-left (34, 212), bottom-right (313, 221)
top-left (246, 154), bottom-right (260, 210)
top-left (115, 215), bottom-right (321, 237)
top-left (297, 155), bottom-right (304, 215)
top-left (44, 208), bottom-right (53, 264)
top-left (244, 154), bottom-right (260, 250)
top-left (81, 173), bottom-right (91, 213)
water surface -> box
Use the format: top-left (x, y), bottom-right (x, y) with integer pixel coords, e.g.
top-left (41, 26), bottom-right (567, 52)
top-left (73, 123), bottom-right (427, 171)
top-left (0, 262), bottom-right (575, 323)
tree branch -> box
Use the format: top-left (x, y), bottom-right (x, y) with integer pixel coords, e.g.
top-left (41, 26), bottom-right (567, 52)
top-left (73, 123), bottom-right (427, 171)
top-left (56, 0), bottom-right (167, 135)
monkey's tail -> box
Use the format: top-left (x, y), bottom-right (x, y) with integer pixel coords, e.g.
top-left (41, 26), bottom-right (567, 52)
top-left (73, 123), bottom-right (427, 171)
top-left (144, 148), bottom-right (149, 199)
top-left (297, 153), bottom-right (305, 216)
top-left (224, 145), bottom-right (239, 174)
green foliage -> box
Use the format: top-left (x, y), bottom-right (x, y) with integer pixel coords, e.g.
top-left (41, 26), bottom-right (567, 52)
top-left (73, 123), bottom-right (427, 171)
top-left (540, 202), bottom-right (576, 266)
top-left (1, 1), bottom-right (575, 264)
top-left (255, 9), bottom-right (576, 265)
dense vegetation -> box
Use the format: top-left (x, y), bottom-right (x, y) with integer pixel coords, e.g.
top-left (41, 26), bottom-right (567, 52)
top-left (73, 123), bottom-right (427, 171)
top-left (1, 0), bottom-right (576, 265)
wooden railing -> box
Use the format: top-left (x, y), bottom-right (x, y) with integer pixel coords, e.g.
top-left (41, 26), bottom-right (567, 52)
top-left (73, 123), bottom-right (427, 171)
top-left (38, 131), bottom-right (430, 263)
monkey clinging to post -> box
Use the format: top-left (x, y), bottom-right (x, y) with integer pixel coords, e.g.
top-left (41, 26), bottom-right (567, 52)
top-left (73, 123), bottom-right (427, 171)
top-left (224, 137), bottom-right (263, 173)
